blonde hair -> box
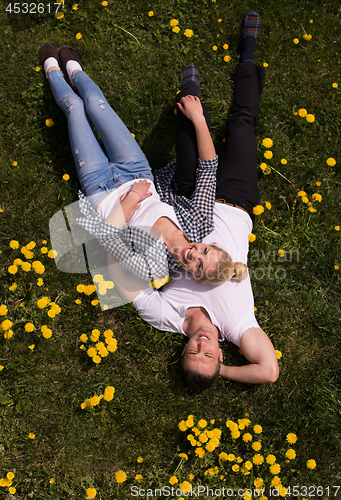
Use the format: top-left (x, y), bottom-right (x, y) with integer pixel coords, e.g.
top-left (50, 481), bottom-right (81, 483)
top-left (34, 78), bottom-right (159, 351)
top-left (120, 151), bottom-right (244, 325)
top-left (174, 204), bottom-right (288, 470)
top-left (197, 244), bottom-right (248, 285)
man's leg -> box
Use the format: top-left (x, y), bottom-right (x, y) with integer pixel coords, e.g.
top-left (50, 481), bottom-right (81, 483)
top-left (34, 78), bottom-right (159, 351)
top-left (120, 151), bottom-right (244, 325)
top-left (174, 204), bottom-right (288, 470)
top-left (175, 65), bottom-right (211, 198)
top-left (216, 12), bottom-right (263, 220)
top-left (215, 61), bottom-right (264, 219)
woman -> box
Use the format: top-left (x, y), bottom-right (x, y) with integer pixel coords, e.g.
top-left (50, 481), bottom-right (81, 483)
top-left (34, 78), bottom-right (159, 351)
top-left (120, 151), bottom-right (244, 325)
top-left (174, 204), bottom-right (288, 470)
top-left (39, 42), bottom-right (246, 287)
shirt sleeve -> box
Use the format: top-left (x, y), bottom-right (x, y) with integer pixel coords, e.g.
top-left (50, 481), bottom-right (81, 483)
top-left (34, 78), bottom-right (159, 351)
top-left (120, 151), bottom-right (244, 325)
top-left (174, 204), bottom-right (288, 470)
top-left (190, 156), bottom-right (218, 223)
top-left (76, 192), bottom-right (169, 282)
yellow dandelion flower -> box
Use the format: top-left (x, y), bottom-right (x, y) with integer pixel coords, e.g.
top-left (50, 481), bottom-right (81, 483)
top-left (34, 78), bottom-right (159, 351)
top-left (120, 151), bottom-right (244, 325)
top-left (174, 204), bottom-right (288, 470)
top-left (28, 432), bottom-right (35, 439)
top-left (271, 476), bottom-right (281, 487)
top-left (302, 196), bottom-right (309, 204)
top-left (286, 433), bottom-right (297, 444)
top-left (298, 108), bottom-right (307, 117)
top-left (195, 447), bottom-right (205, 457)
top-left (306, 114), bottom-right (315, 123)
top-left (281, 158), bottom-right (287, 164)
top-left (266, 454), bottom-right (276, 464)
top-left (334, 264), bottom-right (339, 270)
top-left (252, 454), bottom-right (264, 465)
top-left (303, 34), bottom-right (312, 41)
top-left (252, 441), bottom-right (262, 451)
top-left (148, 10), bottom-right (154, 16)
top-left (86, 487), bottom-right (97, 499)
top-left (178, 420), bottom-right (188, 431)
top-left (332, 83), bottom-right (338, 88)
top-left (8, 265), bottom-right (18, 275)
top-left (231, 430), bottom-right (240, 439)
top-left (49, 478), bottom-right (55, 484)
top-left (213, 45), bottom-right (218, 51)
top-left (278, 249), bottom-right (285, 257)
top-left (45, 118), bottom-right (54, 127)
top-left (102, 0), bottom-right (108, 5)
top-left (248, 233), bottom-right (256, 243)
top-left (270, 463), bottom-right (281, 474)
top-left (293, 38), bottom-right (299, 44)
top-left (308, 206), bottom-right (317, 213)
top-left (184, 29), bottom-right (193, 38)
top-left (10, 240), bottom-right (19, 249)
top-left (253, 425), bottom-right (262, 434)
top-left (115, 470), bottom-right (127, 483)
top-left (335, 226), bottom-right (340, 231)
top-left (62, 173), bottom-right (70, 181)
top-left (224, 55), bottom-right (231, 62)
top-left (4, 330), bottom-right (14, 339)
top-left (275, 350), bottom-right (282, 359)
top-left (48, 249), bottom-right (57, 258)
top-left (253, 205), bottom-right (264, 215)
top-left (306, 459), bottom-right (316, 469)
top-left (72, 3), bottom-right (78, 10)
top-left (55, 11), bottom-right (64, 19)
top-left (42, 328), bottom-right (52, 339)
top-left (180, 481), bottom-right (191, 493)
top-left (135, 474), bottom-right (143, 481)
top-left (29, 344), bottom-right (35, 350)
top-left (76, 32), bottom-right (82, 40)
top-left (232, 464), bottom-right (239, 472)
top-left (0, 305), bottom-right (8, 315)
top-left (172, 26), bottom-right (180, 33)
top-left (286, 449), bottom-right (296, 460)
top-left (265, 201), bottom-right (272, 210)
top-left (262, 137), bottom-right (273, 148)
top-left (93, 355), bottom-right (101, 364)
top-left (170, 19), bottom-right (179, 26)
top-left (223, 44), bottom-right (228, 49)
top-left (198, 419), bottom-right (207, 428)
top-left (327, 157), bottom-right (336, 166)
top-left (25, 322), bottom-right (35, 332)
top-left (264, 150), bottom-right (273, 159)
top-left (1, 319), bottom-right (13, 330)
top-left (9, 487), bottom-right (16, 494)
top-left (243, 432), bottom-right (252, 442)
top-left (169, 476), bottom-right (178, 485)
top-left (35, 66), bottom-right (41, 72)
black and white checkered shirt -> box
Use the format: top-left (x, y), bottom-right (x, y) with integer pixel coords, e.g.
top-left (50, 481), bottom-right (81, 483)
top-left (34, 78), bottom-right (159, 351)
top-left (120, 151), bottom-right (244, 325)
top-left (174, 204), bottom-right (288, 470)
top-left (76, 156), bottom-right (218, 283)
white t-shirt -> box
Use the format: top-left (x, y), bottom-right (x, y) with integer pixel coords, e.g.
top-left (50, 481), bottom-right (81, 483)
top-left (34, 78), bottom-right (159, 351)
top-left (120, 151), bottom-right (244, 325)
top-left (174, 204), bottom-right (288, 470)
top-left (133, 203), bottom-right (259, 347)
top-left (97, 179), bottom-right (180, 229)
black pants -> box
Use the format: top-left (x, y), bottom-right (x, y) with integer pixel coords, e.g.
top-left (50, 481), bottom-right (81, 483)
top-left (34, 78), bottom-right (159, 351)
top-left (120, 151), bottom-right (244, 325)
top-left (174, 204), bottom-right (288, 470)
top-left (175, 62), bottom-right (264, 220)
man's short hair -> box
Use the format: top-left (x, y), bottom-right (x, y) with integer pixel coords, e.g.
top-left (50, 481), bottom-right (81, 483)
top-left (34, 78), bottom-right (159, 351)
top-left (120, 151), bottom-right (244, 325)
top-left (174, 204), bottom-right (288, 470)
top-left (181, 358), bottom-right (220, 391)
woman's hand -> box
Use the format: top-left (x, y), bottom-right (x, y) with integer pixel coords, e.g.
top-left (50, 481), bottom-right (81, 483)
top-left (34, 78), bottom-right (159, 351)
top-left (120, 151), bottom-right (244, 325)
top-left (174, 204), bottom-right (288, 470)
top-left (117, 180), bottom-right (152, 222)
top-left (129, 179), bottom-right (152, 202)
top-left (176, 95), bottom-right (205, 126)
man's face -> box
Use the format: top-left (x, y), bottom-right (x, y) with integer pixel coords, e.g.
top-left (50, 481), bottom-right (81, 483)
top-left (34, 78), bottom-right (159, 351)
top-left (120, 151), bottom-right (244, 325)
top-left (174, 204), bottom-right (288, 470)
top-left (175, 243), bottom-right (222, 281)
top-left (181, 326), bottom-right (223, 377)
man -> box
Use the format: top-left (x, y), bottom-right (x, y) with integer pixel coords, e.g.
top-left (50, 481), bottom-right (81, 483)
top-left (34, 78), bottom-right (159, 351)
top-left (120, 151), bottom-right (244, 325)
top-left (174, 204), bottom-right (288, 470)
top-left (106, 11), bottom-right (279, 390)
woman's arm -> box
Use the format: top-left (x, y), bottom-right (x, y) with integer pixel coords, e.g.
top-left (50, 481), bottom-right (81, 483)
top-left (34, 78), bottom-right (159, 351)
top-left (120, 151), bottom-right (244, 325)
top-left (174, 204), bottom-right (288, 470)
top-left (105, 180), bottom-right (152, 227)
top-left (176, 95), bottom-right (216, 161)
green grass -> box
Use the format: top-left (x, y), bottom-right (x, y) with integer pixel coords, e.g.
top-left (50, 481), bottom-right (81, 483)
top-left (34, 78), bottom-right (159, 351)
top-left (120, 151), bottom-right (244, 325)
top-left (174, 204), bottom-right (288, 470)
top-left (1, 0), bottom-right (341, 498)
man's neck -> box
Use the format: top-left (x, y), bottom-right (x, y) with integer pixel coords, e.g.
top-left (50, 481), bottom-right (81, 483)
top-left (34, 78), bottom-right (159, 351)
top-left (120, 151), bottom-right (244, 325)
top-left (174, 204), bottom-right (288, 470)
top-left (183, 306), bottom-right (220, 339)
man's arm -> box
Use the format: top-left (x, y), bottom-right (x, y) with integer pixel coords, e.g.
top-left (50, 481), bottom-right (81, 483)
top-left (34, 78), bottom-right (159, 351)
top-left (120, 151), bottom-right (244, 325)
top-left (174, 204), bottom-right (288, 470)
top-left (219, 327), bottom-right (279, 384)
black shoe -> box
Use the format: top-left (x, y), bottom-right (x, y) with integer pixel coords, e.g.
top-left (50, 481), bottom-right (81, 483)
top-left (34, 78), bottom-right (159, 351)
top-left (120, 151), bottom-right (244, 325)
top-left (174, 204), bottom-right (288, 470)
top-left (58, 45), bottom-right (83, 87)
top-left (39, 41), bottom-right (59, 75)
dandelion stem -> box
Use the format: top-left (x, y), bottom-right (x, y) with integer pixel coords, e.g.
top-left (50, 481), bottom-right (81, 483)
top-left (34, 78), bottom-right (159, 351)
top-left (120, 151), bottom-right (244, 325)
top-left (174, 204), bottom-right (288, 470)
top-left (271, 166), bottom-right (293, 185)
top-left (260, 222), bottom-right (280, 236)
top-left (112, 23), bottom-right (140, 45)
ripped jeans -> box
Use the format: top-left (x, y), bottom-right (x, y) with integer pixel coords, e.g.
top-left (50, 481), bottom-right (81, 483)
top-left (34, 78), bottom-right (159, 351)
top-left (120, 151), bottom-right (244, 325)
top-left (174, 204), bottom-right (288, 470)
top-left (47, 70), bottom-right (153, 207)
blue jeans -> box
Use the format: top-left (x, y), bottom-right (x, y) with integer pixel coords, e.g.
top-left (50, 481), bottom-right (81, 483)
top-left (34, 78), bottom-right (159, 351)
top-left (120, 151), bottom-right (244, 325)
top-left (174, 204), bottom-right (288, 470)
top-left (47, 70), bottom-right (153, 207)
